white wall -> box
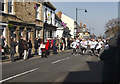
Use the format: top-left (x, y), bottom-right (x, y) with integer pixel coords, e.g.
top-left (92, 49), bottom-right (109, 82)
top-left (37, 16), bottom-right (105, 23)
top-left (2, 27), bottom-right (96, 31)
top-left (43, 6), bottom-right (55, 26)
top-left (61, 14), bottom-right (75, 38)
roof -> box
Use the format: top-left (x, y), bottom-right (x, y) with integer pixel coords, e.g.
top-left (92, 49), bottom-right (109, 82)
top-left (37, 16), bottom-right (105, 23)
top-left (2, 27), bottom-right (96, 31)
top-left (55, 14), bottom-right (62, 22)
top-left (44, 2), bottom-right (56, 10)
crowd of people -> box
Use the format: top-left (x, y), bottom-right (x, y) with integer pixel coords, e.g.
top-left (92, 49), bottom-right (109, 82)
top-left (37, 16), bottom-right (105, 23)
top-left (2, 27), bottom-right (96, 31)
top-left (0, 35), bottom-right (75, 62)
top-left (71, 37), bottom-right (109, 56)
top-left (0, 34), bottom-right (110, 62)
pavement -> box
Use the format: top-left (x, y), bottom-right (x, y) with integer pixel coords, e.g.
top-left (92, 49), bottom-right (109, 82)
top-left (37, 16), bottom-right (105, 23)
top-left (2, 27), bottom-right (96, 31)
top-left (1, 49), bottom-right (103, 84)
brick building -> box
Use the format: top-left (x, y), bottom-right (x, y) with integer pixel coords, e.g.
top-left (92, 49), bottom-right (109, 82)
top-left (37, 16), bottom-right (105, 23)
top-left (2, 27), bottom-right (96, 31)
top-left (0, 0), bottom-right (43, 53)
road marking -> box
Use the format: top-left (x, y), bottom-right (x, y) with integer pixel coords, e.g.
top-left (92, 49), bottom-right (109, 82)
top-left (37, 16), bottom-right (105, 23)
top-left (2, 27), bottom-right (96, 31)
top-left (0, 68), bottom-right (38, 83)
top-left (52, 60), bottom-right (61, 64)
top-left (52, 57), bottom-right (70, 64)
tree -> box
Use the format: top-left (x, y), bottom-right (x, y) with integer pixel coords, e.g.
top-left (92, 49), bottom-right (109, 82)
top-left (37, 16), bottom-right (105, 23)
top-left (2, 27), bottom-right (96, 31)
top-left (105, 18), bottom-right (120, 38)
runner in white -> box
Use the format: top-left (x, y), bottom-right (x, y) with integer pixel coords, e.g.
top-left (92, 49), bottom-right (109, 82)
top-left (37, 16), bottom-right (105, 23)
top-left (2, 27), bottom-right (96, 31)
top-left (96, 39), bottom-right (103, 56)
top-left (71, 39), bottom-right (77, 55)
top-left (89, 39), bottom-right (98, 56)
top-left (80, 39), bottom-right (88, 55)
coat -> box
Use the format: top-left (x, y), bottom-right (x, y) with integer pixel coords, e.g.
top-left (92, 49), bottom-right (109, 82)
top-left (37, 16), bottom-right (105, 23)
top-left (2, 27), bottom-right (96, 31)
top-left (22, 40), bottom-right (28, 51)
top-left (34, 40), bottom-right (39, 49)
top-left (10, 41), bottom-right (17, 55)
top-left (18, 39), bottom-right (24, 53)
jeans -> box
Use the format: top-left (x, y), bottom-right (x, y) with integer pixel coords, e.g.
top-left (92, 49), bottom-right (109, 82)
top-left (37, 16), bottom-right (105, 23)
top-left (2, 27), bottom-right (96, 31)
top-left (35, 49), bottom-right (38, 55)
top-left (28, 48), bottom-right (32, 58)
top-left (11, 54), bottom-right (14, 62)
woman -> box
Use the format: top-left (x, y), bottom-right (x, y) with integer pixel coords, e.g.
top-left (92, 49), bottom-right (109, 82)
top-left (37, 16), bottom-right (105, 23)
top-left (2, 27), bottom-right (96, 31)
top-left (28, 38), bottom-right (32, 58)
top-left (10, 37), bottom-right (17, 62)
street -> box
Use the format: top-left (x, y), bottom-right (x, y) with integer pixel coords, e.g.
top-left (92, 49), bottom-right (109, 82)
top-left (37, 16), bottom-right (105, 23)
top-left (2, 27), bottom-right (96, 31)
top-left (1, 50), bottom-right (103, 83)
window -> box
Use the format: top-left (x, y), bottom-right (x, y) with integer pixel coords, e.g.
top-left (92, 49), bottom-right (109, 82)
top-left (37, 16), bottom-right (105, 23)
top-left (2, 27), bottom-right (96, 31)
top-left (8, 0), bottom-right (13, 14)
top-left (36, 4), bottom-right (40, 19)
top-left (45, 8), bottom-right (47, 22)
top-left (0, 0), bottom-right (5, 12)
top-left (50, 11), bottom-right (52, 24)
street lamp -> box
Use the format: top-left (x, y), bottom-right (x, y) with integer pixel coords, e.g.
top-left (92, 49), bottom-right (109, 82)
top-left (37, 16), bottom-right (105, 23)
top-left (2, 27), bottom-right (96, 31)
top-left (75, 8), bottom-right (87, 38)
top-left (76, 8), bottom-right (87, 23)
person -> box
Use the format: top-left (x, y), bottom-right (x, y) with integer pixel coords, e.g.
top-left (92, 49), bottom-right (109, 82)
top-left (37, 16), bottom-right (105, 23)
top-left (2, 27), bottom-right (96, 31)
top-left (89, 39), bottom-right (98, 56)
top-left (34, 38), bottom-right (39, 55)
top-left (10, 37), bottom-right (17, 62)
top-left (28, 38), bottom-right (32, 58)
top-left (71, 39), bottom-right (77, 55)
top-left (100, 34), bottom-right (120, 84)
top-left (80, 39), bottom-right (88, 55)
top-left (1, 35), bottom-right (5, 55)
top-left (18, 36), bottom-right (24, 59)
top-left (96, 39), bottom-right (103, 57)
top-left (67, 38), bottom-right (71, 49)
top-left (60, 38), bottom-right (64, 51)
top-left (56, 35), bottom-right (60, 51)
top-left (38, 38), bottom-right (42, 56)
top-left (22, 37), bottom-right (28, 60)
top-left (76, 38), bottom-right (80, 53)
top-left (40, 41), bottom-right (46, 58)
top-left (45, 39), bottom-right (50, 57)
top-left (53, 37), bottom-right (58, 54)
top-left (62, 37), bottom-right (66, 50)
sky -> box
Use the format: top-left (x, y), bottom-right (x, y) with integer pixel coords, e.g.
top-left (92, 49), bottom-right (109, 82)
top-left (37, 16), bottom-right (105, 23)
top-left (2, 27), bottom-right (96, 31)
top-left (51, 2), bottom-right (118, 36)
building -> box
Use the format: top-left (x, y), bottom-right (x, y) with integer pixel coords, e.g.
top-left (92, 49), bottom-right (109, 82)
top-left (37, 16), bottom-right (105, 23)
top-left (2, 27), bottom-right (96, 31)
top-left (79, 23), bottom-right (90, 39)
top-left (43, 1), bottom-right (57, 41)
top-left (0, 0), bottom-right (43, 53)
top-left (61, 14), bottom-right (76, 38)
top-left (56, 11), bottom-right (71, 38)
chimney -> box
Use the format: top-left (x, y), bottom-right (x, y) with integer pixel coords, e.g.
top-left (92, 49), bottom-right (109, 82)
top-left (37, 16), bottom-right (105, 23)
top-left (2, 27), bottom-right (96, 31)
top-left (80, 22), bottom-right (82, 28)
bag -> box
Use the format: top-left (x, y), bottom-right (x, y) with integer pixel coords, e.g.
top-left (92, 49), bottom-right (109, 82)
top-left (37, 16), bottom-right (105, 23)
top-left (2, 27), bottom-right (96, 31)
top-left (40, 44), bottom-right (45, 49)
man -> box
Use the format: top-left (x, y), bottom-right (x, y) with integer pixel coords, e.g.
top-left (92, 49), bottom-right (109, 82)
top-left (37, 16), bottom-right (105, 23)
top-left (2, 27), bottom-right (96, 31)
top-left (71, 39), bottom-right (77, 55)
top-left (80, 39), bottom-right (88, 55)
top-left (1, 35), bottom-right (5, 55)
top-left (34, 38), bottom-right (38, 55)
top-left (18, 36), bottom-right (24, 59)
top-left (89, 39), bottom-right (98, 56)
top-left (22, 37), bottom-right (28, 60)
top-left (10, 37), bottom-right (17, 62)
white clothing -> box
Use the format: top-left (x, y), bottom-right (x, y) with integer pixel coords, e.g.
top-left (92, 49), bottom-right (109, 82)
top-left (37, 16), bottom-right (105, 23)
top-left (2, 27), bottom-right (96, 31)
top-left (72, 41), bottom-right (77, 49)
top-left (89, 41), bottom-right (98, 49)
top-left (80, 41), bottom-right (88, 48)
top-left (96, 41), bottom-right (103, 49)
top-left (76, 39), bottom-right (80, 46)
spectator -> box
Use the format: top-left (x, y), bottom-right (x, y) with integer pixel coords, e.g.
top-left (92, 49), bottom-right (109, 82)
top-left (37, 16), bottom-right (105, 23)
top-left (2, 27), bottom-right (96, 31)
top-left (18, 36), bottom-right (24, 59)
top-left (28, 38), bottom-right (32, 58)
top-left (22, 37), bottom-right (28, 60)
top-left (10, 37), bottom-right (18, 62)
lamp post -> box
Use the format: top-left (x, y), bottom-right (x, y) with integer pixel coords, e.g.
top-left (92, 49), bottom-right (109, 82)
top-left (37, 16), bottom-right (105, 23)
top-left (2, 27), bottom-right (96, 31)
top-left (75, 8), bottom-right (87, 38)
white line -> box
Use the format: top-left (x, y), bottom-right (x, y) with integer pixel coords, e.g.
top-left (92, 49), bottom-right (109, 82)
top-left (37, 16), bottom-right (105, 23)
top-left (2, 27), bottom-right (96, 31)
top-left (65, 57), bottom-right (70, 59)
top-left (0, 68), bottom-right (38, 83)
top-left (52, 60), bottom-right (61, 64)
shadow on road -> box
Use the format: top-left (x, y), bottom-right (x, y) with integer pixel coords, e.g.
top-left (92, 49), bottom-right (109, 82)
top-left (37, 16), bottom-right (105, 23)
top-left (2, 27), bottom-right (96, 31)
top-left (62, 60), bottom-right (103, 84)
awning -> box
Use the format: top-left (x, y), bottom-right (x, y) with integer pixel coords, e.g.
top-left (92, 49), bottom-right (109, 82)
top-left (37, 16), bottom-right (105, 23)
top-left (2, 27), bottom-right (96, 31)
top-left (44, 23), bottom-right (57, 31)
top-left (9, 21), bottom-right (36, 27)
